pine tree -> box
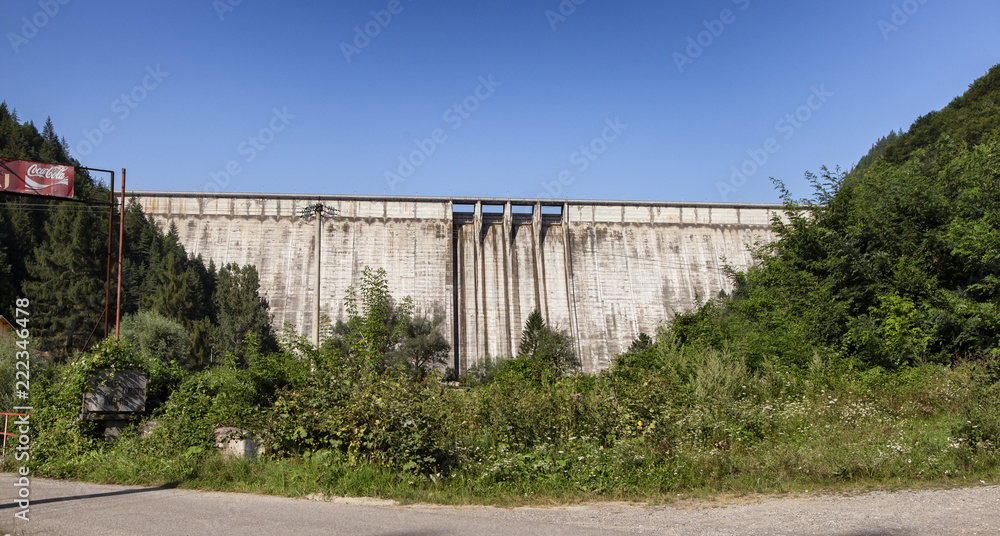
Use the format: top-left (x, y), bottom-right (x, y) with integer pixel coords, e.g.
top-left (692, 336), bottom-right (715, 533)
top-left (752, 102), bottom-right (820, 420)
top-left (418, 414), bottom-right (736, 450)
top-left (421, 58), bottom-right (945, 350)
top-left (0, 201), bottom-right (35, 307)
top-left (212, 263), bottom-right (276, 362)
top-left (152, 250), bottom-right (191, 323)
top-left (22, 204), bottom-right (107, 357)
top-left (517, 309), bottom-right (578, 374)
top-left (0, 103), bottom-right (28, 159)
top-left (39, 117), bottom-right (59, 162)
top-left (519, 310), bottom-right (546, 358)
top-left (1, 103), bottom-right (228, 363)
top-left (0, 241), bottom-right (13, 304)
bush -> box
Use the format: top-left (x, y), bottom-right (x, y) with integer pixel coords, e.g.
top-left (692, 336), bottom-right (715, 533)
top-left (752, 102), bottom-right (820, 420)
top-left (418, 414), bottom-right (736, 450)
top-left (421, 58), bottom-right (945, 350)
top-left (461, 354), bottom-right (505, 386)
top-left (267, 366), bottom-right (452, 474)
top-left (148, 341), bottom-right (311, 455)
top-left (387, 315), bottom-right (451, 379)
top-left (119, 310), bottom-right (192, 367)
top-left (518, 310), bottom-right (579, 375)
top-left (0, 336), bottom-right (49, 413)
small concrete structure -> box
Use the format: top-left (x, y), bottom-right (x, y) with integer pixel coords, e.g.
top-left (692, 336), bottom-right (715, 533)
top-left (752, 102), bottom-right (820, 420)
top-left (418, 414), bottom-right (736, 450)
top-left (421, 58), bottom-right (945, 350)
top-left (214, 427), bottom-right (264, 459)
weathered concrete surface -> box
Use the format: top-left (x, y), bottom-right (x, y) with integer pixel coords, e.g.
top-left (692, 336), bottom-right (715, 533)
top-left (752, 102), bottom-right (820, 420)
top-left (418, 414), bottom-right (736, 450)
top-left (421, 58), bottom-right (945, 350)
top-left (134, 195), bottom-right (454, 349)
top-left (130, 193), bottom-right (781, 372)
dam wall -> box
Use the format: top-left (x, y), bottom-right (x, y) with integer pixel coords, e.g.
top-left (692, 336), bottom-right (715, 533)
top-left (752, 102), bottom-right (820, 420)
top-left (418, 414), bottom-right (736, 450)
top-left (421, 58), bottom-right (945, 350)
top-left (130, 192), bottom-right (782, 372)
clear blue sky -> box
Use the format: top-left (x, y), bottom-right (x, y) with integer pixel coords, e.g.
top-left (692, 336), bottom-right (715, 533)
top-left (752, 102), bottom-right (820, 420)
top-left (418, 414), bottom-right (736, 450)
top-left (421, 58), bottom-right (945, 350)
top-left (3, 0), bottom-right (998, 203)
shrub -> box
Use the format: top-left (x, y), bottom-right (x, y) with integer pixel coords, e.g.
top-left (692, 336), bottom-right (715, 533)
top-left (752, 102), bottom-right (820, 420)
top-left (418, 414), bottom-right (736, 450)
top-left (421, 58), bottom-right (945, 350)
top-left (119, 310), bottom-right (192, 367)
top-left (461, 354), bottom-right (505, 386)
top-left (0, 336), bottom-right (49, 413)
top-left (518, 310), bottom-right (578, 375)
top-left (148, 340), bottom-right (311, 455)
top-left (267, 366), bottom-right (452, 474)
top-left (387, 315), bottom-right (451, 379)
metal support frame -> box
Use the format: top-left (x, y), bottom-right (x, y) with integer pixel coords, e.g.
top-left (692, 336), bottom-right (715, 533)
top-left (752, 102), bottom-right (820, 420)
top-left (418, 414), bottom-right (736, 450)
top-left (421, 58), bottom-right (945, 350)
top-left (300, 203), bottom-right (337, 348)
top-left (2, 165), bottom-right (126, 351)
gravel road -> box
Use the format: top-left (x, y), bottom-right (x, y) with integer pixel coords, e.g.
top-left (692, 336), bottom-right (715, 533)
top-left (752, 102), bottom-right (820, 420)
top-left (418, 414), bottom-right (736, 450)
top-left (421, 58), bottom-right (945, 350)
top-left (0, 473), bottom-right (996, 535)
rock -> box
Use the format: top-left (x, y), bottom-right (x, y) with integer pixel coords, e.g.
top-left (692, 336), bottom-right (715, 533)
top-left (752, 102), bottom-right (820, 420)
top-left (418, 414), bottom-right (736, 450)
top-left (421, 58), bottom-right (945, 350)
top-left (214, 427), bottom-right (264, 459)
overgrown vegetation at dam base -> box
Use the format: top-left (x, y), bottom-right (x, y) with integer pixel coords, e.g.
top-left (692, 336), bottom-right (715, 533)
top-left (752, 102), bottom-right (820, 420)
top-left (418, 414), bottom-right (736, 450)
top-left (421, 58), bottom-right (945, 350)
top-left (2, 65), bottom-right (1000, 503)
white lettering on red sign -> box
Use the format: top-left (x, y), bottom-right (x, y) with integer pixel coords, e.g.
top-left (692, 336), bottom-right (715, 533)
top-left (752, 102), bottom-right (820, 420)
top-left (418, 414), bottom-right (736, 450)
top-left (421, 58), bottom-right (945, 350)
top-left (26, 163), bottom-right (69, 181)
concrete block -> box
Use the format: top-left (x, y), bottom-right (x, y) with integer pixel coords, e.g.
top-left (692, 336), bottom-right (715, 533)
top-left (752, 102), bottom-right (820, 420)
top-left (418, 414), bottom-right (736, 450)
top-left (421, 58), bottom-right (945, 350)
top-left (215, 427), bottom-right (264, 459)
top-left (710, 208), bottom-right (740, 225)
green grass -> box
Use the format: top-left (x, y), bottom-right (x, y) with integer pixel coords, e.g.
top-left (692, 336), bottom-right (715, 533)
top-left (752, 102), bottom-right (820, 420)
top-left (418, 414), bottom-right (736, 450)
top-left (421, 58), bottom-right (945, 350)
top-left (16, 357), bottom-right (999, 506)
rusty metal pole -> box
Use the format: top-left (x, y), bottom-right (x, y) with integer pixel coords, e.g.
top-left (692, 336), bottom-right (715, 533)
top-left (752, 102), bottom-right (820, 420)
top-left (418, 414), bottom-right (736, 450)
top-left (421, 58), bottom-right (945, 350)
top-left (115, 168), bottom-right (126, 342)
top-left (104, 171), bottom-right (115, 340)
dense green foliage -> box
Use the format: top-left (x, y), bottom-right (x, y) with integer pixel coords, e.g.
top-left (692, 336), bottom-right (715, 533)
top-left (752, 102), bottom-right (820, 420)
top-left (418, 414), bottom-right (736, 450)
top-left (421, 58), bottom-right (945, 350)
top-left (517, 309), bottom-right (578, 373)
top-left (484, 310), bottom-right (579, 387)
top-left (672, 64), bottom-right (1000, 372)
top-left (880, 68), bottom-right (1000, 166)
top-left (212, 263), bottom-right (278, 361)
top-left (388, 315), bottom-right (451, 379)
top-left (20, 325), bottom-right (1000, 504)
top-left (1, 102), bottom-right (111, 356)
top-left (29, 339), bottom-right (184, 471)
top-left (341, 266), bottom-right (414, 371)
top-left (0, 336), bottom-right (49, 414)
top-left (319, 266), bottom-right (450, 380)
top-left (118, 310), bottom-right (192, 367)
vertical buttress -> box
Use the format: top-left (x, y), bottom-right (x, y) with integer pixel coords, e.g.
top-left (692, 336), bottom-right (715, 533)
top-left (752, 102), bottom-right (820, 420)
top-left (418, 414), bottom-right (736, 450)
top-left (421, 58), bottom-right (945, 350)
top-left (502, 201), bottom-right (515, 357)
top-left (532, 202), bottom-right (549, 322)
top-left (449, 201), bottom-right (461, 373)
top-left (561, 202), bottom-right (583, 368)
top-left (474, 201), bottom-right (487, 358)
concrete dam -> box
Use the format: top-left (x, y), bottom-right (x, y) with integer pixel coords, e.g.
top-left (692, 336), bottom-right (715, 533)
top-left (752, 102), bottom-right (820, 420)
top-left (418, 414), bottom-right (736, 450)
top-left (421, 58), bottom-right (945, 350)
top-left (131, 192), bottom-right (783, 373)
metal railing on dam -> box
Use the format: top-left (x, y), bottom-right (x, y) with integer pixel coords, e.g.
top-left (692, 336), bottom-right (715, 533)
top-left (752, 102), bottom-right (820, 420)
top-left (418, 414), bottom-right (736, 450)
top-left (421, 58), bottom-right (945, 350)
top-left (129, 191), bottom-right (784, 373)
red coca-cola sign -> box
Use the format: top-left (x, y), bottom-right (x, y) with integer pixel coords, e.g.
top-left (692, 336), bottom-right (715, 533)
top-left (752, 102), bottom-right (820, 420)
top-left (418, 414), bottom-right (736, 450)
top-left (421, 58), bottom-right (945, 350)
top-left (0, 159), bottom-right (74, 198)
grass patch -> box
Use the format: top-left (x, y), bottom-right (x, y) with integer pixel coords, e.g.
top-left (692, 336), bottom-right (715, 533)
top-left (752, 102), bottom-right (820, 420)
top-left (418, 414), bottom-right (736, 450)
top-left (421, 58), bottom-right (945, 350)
top-left (15, 351), bottom-right (999, 506)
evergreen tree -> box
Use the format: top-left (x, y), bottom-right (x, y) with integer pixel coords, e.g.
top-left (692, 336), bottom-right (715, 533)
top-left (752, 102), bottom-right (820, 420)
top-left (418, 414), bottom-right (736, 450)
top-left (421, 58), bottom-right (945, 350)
top-left (0, 202), bottom-right (33, 305)
top-left (1, 102), bottom-right (239, 367)
top-left (39, 117), bottom-right (60, 162)
top-left (518, 309), bottom-right (578, 374)
top-left (22, 204), bottom-right (107, 357)
top-left (150, 247), bottom-right (218, 367)
top-left (0, 241), bottom-right (13, 304)
top-left (212, 263), bottom-right (276, 362)
top-left (519, 310), bottom-right (546, 358)
top-left (152, 250), bottom-right (191, 322)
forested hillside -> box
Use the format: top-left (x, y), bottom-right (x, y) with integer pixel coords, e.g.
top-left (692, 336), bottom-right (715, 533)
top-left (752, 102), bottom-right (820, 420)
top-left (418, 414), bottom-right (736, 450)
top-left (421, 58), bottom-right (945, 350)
top-left (663, 64), bottom-right (1000, 372)
top-left (0, 102), bottom-right (275, 365)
